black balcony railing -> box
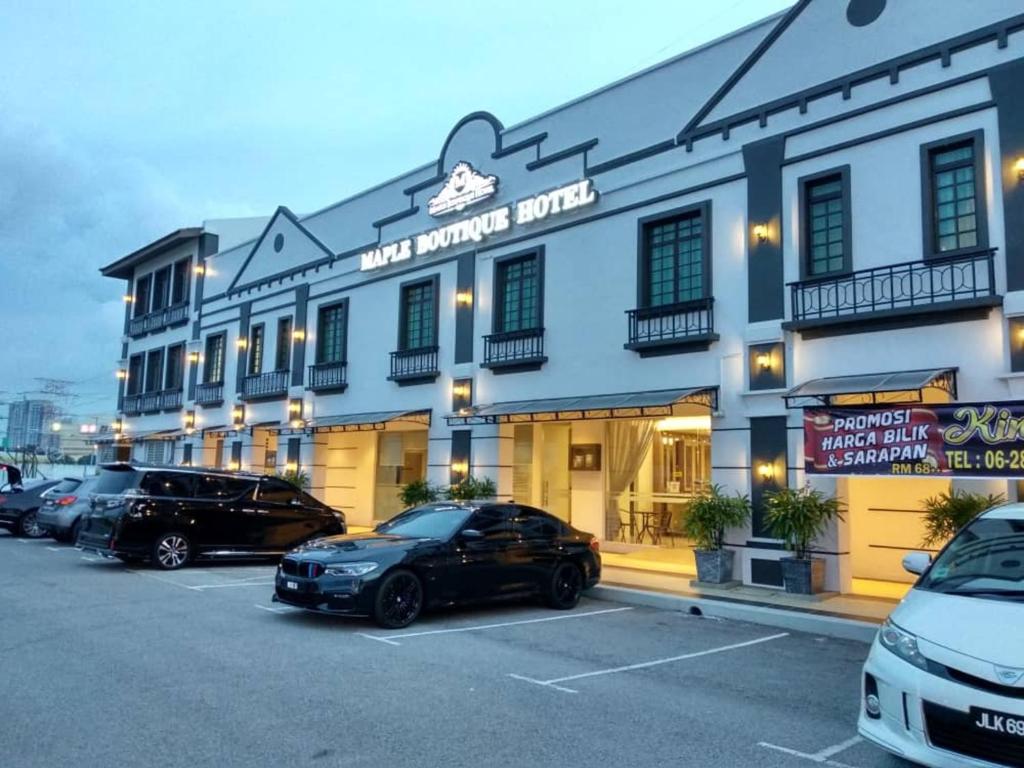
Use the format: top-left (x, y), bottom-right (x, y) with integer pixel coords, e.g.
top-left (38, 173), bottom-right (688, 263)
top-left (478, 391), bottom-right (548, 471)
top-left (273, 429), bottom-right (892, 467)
top-left (625, 297), bottom-right (716, 352)
top-left (388, 346), bottom-right (439, 382)
top-left (160, 388), bottom-right (183, 410)
top-left (482, 328), bottom-right (546, 369)
top-left (195, 381), bottom-right (224, 406)
top-left (122, 393), bottom-right (143, 416)
top-left (308, 361), bottom-right (348, 392)
top-left (242, 370), bottom-right (289, 400)
top-left (787, 249), bottom-right (998, 330)
top-left (127, 301), bottom-right (190, 338)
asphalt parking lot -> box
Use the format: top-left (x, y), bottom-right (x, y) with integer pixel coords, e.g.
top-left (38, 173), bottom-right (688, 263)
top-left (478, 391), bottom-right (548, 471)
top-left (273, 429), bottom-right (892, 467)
top-left (0, 532), bottom-right (905, 768)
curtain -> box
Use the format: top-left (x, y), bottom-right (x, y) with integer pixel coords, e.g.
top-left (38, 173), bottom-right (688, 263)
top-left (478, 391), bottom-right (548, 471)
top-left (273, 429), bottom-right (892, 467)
top-left (605, 419), bottom-right (656, 539)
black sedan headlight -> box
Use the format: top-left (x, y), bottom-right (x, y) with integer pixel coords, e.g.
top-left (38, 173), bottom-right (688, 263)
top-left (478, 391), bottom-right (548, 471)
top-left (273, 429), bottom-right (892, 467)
top-left (324, 562), bottom-right (379, 577)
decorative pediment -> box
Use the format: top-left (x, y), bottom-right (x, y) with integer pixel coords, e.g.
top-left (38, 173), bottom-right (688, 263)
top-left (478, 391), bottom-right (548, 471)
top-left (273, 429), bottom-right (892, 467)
top-left (228, 207), bottom-right (334, 293)
top-left (427, 161), bottom-right (498, 217)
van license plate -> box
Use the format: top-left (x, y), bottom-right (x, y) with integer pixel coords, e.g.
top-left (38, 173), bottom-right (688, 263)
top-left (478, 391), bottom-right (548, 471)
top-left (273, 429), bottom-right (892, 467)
top-left (285, 580), bottom-right (298, 591)
top-left (971, 707), bottom-right (1024, 739)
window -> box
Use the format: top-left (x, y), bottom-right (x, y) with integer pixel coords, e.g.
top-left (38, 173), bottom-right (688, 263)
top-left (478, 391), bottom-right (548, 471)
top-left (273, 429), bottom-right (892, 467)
top-left (801, 168), bottom-right (851, 277)
top-left (133, 274), bottom-right (152, 318)
top-left (152, 266), bottom-right (171, 312)
top-left (316, 302), bottom-right (347, 363)
top-left (165, 343), bottom-right (185, 390)
top-left (248, 324), bottom-right (265, 375)
top-left (495, 253), bottom-right (541, 332)
top-left (275, 317), bottom-right (292, 371)
top-left (140, 471), bottom-right (195, 498)
top-left (171, 258), bottom-right (191, 305)
top-left (258, 478), bottom-right (302, 505)
top-left (641, 206), bottom-right (708, 307)
top-left (400, 279), bottom-right (436, 350)
top-left (514, 507), bottom-right (564, 539)
top-left (194, 474), bottom-right (255, 500)
top-left (203, 334), bottom-right (225, 384)
top-left (923, 132), bottom-right (987, 256)
top-left (127, 354), bottom-right (145, 395)
top-left (465, 506), bottom-right (516, 542)
top-left (145, 348), bottom-right (164, 392)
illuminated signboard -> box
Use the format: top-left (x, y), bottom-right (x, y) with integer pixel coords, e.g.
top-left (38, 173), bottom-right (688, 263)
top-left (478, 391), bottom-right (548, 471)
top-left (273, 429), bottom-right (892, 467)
top-left (360, 178), bottom-right (598, 272)
top-left (427, 162), bottom-right (498, 216)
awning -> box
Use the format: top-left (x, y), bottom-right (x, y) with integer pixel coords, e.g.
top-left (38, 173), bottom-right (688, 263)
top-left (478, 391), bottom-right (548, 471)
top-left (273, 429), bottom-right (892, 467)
top-left (309, 409), bottom-right (431, 433)
top-left (784, 368), bottom-right (958, 408)
top-left (446, 387), bottom-right (718, 425)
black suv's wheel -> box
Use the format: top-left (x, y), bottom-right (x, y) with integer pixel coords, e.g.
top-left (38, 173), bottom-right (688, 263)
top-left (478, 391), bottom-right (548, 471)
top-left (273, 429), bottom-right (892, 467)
top-left (373, 569), bottom-right (423, 629)
top-left (547, 562), bottom-right (583, 610)
top-left (152, 533), bottom-right (191, 570)
top-left (19, 510), bottom-right (46, 539)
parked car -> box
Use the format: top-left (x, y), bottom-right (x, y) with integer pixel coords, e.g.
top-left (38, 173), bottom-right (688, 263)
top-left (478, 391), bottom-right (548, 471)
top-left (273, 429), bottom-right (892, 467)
top-left (858, 502), bottom-right (1024, 767)
top-left (0, 477), bottom-right (63, 538)
top-left (37, 475), bottom-right (100, 542)
top-left (76, 463), bottom-right (346, 569)
top-left (273, 501), bottom-right (601, 629)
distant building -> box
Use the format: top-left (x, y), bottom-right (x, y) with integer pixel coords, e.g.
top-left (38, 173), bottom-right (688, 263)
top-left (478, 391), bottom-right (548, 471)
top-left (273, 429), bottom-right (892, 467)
top-left (6, 400), bottom-right (60, 453)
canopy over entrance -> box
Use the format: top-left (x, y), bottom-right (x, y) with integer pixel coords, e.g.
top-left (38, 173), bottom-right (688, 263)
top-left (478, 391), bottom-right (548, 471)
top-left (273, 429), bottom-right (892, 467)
top-left (309, 409), bottom-right (431, 433)
top-left (446, 386), bottom-right (718, 425)
top-left (784, 368), bottom-right (958, 408)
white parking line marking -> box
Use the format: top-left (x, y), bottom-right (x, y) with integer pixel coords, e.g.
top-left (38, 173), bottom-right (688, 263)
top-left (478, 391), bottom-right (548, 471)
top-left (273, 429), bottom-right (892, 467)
top-left (358, 633), bottom-right (402, 646)
top-left (360, 606), bottom-right (633, 646)
top-left (509, 632), bottom-right (789, 693)
top-left (80, 555), bottom-right (100, 562)
top-left (758, 736), bottom-right (864, 767)
top-left (192, 581), bottom-right (276, 590)
top-left (253, 604), bottom-right (295, 615)
top-left (46, 546), bottom-right (63, 552)
top-left (127, 570), bottom-right (202, 592)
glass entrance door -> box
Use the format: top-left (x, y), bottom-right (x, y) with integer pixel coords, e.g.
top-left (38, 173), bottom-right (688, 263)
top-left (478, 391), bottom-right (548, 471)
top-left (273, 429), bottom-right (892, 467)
top-left (540, 423), bottom-right (571, 523)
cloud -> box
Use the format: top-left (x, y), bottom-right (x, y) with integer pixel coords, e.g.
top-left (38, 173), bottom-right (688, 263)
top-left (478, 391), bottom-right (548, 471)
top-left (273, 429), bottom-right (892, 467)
top-left (0, 121), bottom-right (193, 415)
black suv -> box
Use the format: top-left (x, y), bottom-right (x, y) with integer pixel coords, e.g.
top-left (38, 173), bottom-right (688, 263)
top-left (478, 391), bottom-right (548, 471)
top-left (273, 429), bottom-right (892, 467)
top-left (77, 463), bottom-right (346, 569)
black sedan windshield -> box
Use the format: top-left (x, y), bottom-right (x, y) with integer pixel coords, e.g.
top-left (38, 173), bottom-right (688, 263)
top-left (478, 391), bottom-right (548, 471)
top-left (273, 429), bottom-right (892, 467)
top-left (375, 505), bottom-right (472, 540)
top-left (919, 515), bottom-right (1024, 599)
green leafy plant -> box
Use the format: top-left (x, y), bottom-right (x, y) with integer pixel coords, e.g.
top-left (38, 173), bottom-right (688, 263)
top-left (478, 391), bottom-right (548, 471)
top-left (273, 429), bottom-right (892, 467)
top-left (399, 479), bottom-right (440, 509)
top-left (682, 484), bottom-right (751, 551)
top-left (445, 475), bottom-right (497, 501)
top-left (921, 489), bottom-right (1003, 547)
top-left (764, 486), bottom-right (845, 560)
top-left (276, 468), bottom-right (311, 491)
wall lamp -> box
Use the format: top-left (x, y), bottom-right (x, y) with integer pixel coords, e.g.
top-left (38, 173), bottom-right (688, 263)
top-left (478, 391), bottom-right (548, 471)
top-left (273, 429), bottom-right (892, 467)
top-left (755, 351), bottom-right (772, 371)
top-left (1015, 157), bottom-right (1024, 181)
top-left (285, 462), bottom-right (298, 473)
top-left (753, 223), bottom-right (769, 243)
top-left (757, 462), bottom-right (775, 481)
top-left (194, 264), bottom-right (206, 276)
top-left (232, 405), bottom-right (246, 427)
top-left (452, 382), bottom-right (470, 399)
top-left (451, 460), bottom-right (469, 476)
top-left (183, 410), bottom-right (196, 434)
top-left (292, 329), bottom-right (306, 341)
top-left (236, 337), bottom-right (248, 350)
top-left (187, 351), bottom-right (200, 364)
top-left (115, 369), bottom-right (128, 380)
top-left (455, 289), bottom-right (473, 307)
top-left (122, 294), bottom-right (133, 303)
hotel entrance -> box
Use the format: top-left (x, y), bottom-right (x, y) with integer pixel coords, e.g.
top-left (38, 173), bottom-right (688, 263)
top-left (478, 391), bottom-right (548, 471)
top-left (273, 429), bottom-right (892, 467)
top-left (512, 423), bottom-right (572, 523)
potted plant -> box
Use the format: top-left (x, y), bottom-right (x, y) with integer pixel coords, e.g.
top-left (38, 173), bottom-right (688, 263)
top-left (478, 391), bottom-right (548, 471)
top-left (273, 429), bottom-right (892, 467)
top-left (399, 479), bottom-right (440, 509)
top-left (445, 475), bottom-right (497, 502)
top-left (682, 484), bottom-right (750, 584)
top-left (921, 489), bottom-right (1003, 547)
top-left (764, 486), bottom-right (845, 595)
top-left (276, 467), bottom-right (311, 491)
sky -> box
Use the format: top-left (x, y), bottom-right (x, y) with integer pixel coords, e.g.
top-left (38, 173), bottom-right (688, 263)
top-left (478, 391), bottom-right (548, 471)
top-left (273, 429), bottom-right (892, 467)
top-left (0, 0), bottom-right (792, 424)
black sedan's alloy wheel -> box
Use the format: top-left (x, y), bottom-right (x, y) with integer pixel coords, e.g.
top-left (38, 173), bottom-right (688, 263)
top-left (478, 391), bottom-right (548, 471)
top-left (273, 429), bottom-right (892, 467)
top-left (19, 510), bottom-right (46, 539)
top-left (373, 569), bottom-right (423, 629)
top-left (548, 563), bottom-right (583, 610)
top-left (152, 533), bottom-right (191, 570)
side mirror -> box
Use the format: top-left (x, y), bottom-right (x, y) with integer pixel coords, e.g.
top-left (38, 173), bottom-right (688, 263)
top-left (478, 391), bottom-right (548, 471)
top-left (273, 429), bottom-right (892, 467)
top-left (461, 529), bottom-right (484, 541)
top-left (902, 551), bottom-right (932, 576)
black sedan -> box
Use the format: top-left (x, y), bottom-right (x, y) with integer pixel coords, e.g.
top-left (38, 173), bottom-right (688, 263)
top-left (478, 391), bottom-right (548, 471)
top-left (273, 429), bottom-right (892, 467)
top-left (273, 501), bottom-right (601, 628)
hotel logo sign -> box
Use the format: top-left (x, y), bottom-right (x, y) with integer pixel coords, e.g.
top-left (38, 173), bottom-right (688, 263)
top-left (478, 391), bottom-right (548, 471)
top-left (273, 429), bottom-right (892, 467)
top-left (427, 162), bottom-right (498, 217)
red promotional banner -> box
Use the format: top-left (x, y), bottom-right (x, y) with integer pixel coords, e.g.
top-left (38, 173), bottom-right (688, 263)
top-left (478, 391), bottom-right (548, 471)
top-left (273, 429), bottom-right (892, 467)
top-left (804, 401), bottom-right (1024, 476)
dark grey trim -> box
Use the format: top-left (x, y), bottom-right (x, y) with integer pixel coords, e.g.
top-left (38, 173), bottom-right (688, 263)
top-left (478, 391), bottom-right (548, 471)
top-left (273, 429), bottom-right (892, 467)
top-left (748, 341), bottom-right (786, 391)
top-left (588, 139), bottom-right (676, 176)
top-left (202, 331), bottom-right (227, 386)
top-left (373, 206), bottom-right (420, 230)
top-left (797, 165), bottom-right (852, 279)
top-left (235, 303), bottom-right (251, 395)
top-left (450, 429), bottom-right (472, 485)
top-left (525, 138), bottom-right (599, 171)
top-left (286, 437), bottom-right (301, 465)
top-left (182, 443), bottom-right (193, 465)
top-left (397, 273), bottom-right (441, 351)
top-left (491, 246), bottom-right (545, 334)
top-left (312, 296), bottom-right (349, 365)
top-left (194, 233), bottom-right (217, 342)
top-left (438, 112), bottom-right (503, 177)
top-left (492, 132), bottom-right (547, 159)
top-left (291, 284), bottom-right (309, 387)
top-left (100, 227), bottom-right (204, 279)
top-left (990, 58), bottom-right (1024, 291)
top-left (230, 441), bottom-right (243, 466)
top-left (635, 200), bottom-right (712, 308)
top-left (919, 129), bottom-right (989, 259)
top-left (744, 136), bottom-right (786, 322)
top-left (785, 297), bottom-right (1001, 339)
top-left (455, 251), bottom-right (475, 364)
top-left (750, 415), bottom-right (788, 538)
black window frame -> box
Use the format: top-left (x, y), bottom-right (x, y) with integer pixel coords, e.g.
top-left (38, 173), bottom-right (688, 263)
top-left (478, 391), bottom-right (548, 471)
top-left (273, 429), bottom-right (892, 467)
top-left (274, 316), bottom-right (292, 372)
top-left (798, 165), bottom-right (852, 279)
top-left (248, 323), bottom-right (265, 375)
top-left (203, 333), bottom-right (226, 384)
top-left (127, 353), bottom-right (145, 395)
top-left (165, 343), bottom-right (186, 391)
top-left (133, 273), bottom-right (152, 318)
top-left (636, 201), bottom-right (712, 308)
top-left (145, 348), bottom-right (165, 393)
top-left (492, 248), bottom-right (544, 334)
top-left (151, 265), bottom-right (172, 312)
top-left (921, 130), bottom-right (988, 259)
top-left (171, 257), bottom-right (191, 305)
top-left (398, 275), bottom-right (439, 351)
top-left (315, 299), bottom-right (349, 364)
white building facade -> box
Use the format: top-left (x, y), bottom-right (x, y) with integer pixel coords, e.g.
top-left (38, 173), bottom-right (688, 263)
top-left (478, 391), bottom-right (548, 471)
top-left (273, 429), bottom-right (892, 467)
top-left (101, 0), bottom-right (1024, 597)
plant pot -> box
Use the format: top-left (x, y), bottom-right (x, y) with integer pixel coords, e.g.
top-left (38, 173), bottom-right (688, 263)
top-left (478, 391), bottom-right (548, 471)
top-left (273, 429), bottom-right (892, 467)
top-left (694, 548), bottom-right (735, 585)
top-left (780, 557), bottom-right (826, 595)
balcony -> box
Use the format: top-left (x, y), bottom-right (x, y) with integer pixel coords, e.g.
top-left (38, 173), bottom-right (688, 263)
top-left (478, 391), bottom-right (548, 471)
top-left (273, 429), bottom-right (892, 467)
top-left (195, 381), bottom-right (224, 407)
top-left (160, 388), bottom-right (183, 410)
top-left (308, 361), bottom-right (348, 393)
top-left (624, 297), bottom-right (718, 356)
top-left (122, 391), bottom-right (166, 415)
top-left (784, 249), bottom-right (1000, 338)
top-left (388, 346), bottom-right (439, 384)
top-left (482, 328), bottom-right (547, 372)
top-left (127, 302), bottom-right (190, 338)
top-left (241, 370), bottom-right (289, 401)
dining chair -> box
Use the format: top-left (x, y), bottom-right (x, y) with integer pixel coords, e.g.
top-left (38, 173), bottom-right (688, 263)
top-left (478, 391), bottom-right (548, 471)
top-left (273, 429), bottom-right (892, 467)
top-left (618, 509), bottom-right (636, 543)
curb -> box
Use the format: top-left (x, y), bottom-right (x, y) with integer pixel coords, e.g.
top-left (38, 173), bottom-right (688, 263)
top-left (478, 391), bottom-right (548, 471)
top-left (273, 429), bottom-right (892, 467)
top-left (589, 584), bottom-right (881, 644)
